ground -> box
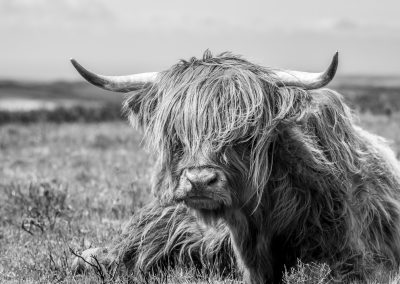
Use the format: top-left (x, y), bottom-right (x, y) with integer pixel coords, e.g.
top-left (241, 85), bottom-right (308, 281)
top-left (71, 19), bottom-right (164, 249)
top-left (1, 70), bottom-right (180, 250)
top-left (2, 113), bottom-right (400, 283)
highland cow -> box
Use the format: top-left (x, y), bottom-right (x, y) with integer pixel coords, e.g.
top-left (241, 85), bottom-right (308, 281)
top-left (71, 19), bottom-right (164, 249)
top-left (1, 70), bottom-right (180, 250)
top-left (71, 50), bottom-right (400, 283)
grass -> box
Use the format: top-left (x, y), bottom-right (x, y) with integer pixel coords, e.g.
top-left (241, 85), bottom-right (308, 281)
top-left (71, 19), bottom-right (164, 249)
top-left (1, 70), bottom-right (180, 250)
top-left (2, 114), bottom-right (400, 283)
top-left (0, 122), bottom-right (152, 283)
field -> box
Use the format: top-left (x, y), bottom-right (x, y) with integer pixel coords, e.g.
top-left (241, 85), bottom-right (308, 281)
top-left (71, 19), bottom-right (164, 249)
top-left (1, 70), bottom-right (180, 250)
top-left (1, 79), bottom-right (400, 283)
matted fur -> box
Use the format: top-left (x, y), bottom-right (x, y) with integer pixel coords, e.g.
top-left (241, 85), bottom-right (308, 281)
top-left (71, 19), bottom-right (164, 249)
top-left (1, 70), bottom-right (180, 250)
top-left (108, 201), bottom-right (236, 276)
top-left (79, 51), bottom-right (400, 283)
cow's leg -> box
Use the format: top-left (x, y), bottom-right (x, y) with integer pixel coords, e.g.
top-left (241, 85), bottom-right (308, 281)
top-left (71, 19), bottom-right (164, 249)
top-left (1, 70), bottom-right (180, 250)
top-left (72, 201), bottom-right (236, 277)
top-left (71, 247), bottom-right (116, 275)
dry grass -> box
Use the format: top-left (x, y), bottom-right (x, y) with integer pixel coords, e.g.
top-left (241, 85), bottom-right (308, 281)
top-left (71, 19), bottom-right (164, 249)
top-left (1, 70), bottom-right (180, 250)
top-left (1, 114), bottom-right (400, 283)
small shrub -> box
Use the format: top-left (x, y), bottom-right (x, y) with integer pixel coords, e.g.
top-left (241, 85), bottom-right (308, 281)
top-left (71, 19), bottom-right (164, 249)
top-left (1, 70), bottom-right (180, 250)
top-left (1, 180), bottom-right (72, 233)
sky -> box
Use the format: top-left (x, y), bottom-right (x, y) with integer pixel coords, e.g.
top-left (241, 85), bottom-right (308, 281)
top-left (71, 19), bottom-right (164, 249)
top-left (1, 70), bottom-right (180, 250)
top-left (1, 0), bottom-right (400, 81)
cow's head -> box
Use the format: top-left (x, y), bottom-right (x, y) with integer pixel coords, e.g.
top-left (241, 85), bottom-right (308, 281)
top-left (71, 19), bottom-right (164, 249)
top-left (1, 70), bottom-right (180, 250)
top-left (71, 50), bottom-right (338, 217)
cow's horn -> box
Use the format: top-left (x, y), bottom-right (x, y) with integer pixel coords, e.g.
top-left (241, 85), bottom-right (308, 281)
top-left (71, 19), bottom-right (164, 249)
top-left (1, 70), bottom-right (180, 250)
top-left (70, 59), bottom-right (158, 92)
top-left (274, 52), bottom-right (338, 90)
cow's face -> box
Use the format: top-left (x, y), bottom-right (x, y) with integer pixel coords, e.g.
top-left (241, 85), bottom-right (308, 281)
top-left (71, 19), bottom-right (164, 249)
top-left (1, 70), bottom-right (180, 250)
top-left (170, 140), bottom-right (251, 212)
top-left (130, 56), bottom-right (277, 214)
top-left (120, 54), bottom-right (291, 216)
top-left (71, 51), bottom-right (338, 215)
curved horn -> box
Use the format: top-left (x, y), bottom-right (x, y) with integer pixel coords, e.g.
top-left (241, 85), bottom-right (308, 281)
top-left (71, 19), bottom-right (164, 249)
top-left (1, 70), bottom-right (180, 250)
top-left (70, 59), bottom-right (158, 92)
top-left (274, 52), bottom-right (339, 90)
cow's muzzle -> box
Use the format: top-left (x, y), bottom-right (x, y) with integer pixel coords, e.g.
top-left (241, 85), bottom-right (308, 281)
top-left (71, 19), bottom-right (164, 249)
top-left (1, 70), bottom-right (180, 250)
top-left (173, 167), bottom-right (230, 209)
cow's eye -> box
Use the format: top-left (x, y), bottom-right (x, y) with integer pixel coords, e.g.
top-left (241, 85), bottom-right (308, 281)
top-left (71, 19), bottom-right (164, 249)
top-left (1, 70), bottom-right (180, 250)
top-left (171, 140), bottom-right (184, 157)
top-left (233, 141), bottom-right (251, 153)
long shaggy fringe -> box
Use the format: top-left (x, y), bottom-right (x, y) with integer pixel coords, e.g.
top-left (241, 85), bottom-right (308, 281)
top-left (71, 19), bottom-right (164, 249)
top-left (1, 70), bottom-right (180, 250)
top-left (119, 50), bottom-right (400, 282)
top-left (125, 50), bottom-right (310, 206)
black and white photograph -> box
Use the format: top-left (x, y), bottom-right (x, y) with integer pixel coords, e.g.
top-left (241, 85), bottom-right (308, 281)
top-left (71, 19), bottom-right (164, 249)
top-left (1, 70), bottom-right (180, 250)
top-left (1, 1), bottom-right (400, 283)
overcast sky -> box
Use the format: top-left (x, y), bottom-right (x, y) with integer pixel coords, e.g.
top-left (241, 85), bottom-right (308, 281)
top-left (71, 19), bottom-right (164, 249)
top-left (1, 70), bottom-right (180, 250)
top-left (1, 0), bottom-right (399, 80)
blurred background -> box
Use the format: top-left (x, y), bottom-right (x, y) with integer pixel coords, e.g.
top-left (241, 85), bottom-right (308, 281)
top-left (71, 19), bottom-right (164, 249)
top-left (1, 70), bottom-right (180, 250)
top-left (0, 0), bottom-right (400, 121)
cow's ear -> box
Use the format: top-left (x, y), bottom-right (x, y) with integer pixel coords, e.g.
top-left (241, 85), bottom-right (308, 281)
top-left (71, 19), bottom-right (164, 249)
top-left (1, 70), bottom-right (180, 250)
top-left (278, 88), bottom-right (355, 169)
top-left (124, 91), bottom-right (145, 115)
top-left (123, 91), bottom-right (146, 126)
top-left (123, 87), bottom-right (158, 127)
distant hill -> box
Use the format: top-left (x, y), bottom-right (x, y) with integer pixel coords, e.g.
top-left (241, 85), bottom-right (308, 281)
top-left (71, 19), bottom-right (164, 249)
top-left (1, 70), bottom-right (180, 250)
top-left (1, 76), bottom-right (400, 104)
top-left (0, 76), bottom-right (399, 124)
top-left (332, 75), bottom-right (400, 88)
top-left (0, 80), bottom-right (124, 124)
top-left (0, 80), bottom-right (122, 103)
top-left (331, 76), bottom-right (400, 114)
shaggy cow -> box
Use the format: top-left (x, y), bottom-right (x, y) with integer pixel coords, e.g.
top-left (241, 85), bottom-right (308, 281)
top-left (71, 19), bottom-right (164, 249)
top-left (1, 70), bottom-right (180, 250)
top-left (71, 51), bottom-right (400, 283)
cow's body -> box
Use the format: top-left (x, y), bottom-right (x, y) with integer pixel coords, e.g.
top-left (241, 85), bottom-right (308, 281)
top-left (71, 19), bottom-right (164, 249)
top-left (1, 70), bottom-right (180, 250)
top-left (71, 51), bottom-right (400, 283)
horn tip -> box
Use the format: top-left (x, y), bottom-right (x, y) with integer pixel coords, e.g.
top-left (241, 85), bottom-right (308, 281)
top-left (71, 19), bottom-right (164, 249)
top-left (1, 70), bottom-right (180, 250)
top-left (69, 58), bottom-right (106, 89)
top-left (327, 51), bottom-right (339, 79)
top-left (333, 51), bottom-right (339, 63)
top-left (70, 58), bottom-right (81, 70)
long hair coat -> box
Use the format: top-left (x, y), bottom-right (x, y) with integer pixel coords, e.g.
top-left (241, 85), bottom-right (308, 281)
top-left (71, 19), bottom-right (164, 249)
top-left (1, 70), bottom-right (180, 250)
top-left (96, 51), bottom-right (400, 283)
